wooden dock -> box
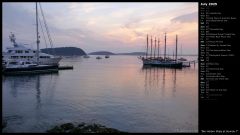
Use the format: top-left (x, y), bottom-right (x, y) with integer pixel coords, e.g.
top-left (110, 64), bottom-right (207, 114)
top-left (2, 69), bottom-right (59, 75)
top-left (2, 65), bottom-right (74, 76)
top-left (58, 65), bottom-right (74, 70)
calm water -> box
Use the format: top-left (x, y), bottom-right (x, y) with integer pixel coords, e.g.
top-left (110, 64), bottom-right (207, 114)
top-left (2, 55), bottom-right (198, 133)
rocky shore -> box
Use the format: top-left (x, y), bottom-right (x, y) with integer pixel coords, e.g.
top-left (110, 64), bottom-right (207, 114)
top-left (47, 122), bottom-right (127, 133)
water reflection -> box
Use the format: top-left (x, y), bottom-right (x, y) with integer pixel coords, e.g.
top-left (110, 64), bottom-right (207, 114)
top-left (3, 56), bottom-right (198, 132)
top-left (4, 73), bottom-right (59, 109)
top-left (142, 66), bottom-right (181, 98)
top-left (36, 75), bottom-right (41, 109)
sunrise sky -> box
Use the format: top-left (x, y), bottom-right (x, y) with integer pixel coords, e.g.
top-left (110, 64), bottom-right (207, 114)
top-left (2, 2), bottom-right (198, 54)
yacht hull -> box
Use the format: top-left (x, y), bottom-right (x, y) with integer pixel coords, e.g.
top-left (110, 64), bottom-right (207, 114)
top-left (2, 65), bottom-right (59, 75)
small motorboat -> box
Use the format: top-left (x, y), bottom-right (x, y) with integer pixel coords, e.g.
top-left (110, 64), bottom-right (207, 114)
top-left (83, 55), bottom-right (90, 58)
top-left (178, 57), bottom-right (187, 61)
top-left (105, 55), bottom-right (110, 58)
top-left (96, 56), bottom-right (102, 59)
top-left (2, 60), bottom-right (58, 75)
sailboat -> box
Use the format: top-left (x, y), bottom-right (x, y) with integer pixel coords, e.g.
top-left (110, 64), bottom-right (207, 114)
top-left (3, 3), bottom-right (59, 75)
top-left (141, 33), bottom-right (183, 68)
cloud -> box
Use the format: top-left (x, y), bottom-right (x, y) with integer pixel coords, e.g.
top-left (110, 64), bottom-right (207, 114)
top-left (3, 3), bottom-right (198, 54)
top-left (171, 12), bottom-right (198, 23)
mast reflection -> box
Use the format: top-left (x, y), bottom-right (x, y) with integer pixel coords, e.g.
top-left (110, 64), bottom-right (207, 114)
top-left (4, 73), bottom-right (58, 108)
top-left (36, 75), bottom-right (41, 109)
top-left (142, 66), bottom-right (181, 97)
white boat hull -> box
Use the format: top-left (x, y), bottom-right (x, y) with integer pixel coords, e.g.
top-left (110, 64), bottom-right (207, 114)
top-left (38, 57), bottom-right (62, 65)
top-left (3, 57), bottom-right (62, 66)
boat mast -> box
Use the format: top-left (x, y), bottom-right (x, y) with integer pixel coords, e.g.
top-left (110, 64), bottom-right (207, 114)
top-left (181, 43), bottom-right (182, 57)
top-left (36, 2), bottom-right (40, 65)
top-left (146, 34), bottom-right (148, 59)
top-left (150, 36), bottom-right (152, 59)
top-left (175, 35), bottom-right (178, 61)
top-left (164, 32), bottom-right (166, 61)
top-left (173, 51), bottom-right (174, 59)
top-left (158, 38), bottom-right (160, 58)
top-left (154, 37), bottom-right (156, 59)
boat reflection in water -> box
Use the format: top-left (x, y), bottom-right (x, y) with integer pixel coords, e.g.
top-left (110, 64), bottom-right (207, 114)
top-left (142, 66), bottom-right (180, 98)
top-left (3, 73), bottom-right (59, 108)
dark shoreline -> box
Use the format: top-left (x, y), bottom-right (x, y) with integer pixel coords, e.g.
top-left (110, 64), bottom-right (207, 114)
top-left (47, 122), bottom-right (126, 133)
top-left (2, 121), bottom-right (126, 133)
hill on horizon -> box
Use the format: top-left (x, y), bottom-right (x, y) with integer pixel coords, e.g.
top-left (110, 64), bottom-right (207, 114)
top-left (117, 52), bottom-right (145, 55)
top-left (88, 51), bottom-right (116, 55)
top-left (41, 47), bottom-right (86, 56)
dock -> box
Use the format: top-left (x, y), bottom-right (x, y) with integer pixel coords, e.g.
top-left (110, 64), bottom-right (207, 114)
top-left (2, 69), bottom-right (59, 75)
top-left (2, 65), bottom-right (74, 76)
top-left (58, 65), bottom-right (74, 70)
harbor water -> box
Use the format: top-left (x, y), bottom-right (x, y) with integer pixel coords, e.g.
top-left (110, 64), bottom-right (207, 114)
top-left (2, 55), bottom-right (198, 133)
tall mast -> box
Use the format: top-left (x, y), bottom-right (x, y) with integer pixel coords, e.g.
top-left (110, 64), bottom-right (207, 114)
top-left (154, 37), bottom-right (156, 58)
top-left (158, 38), bottom-right (160, 58)
top-left (175, 35), bottom-right (178, 61)
top-left (164, 32), bottom-right (167, 61)
top-left (181, 43), bottom-right (182, 56)
top-left (150, 36), bottom-right (152, 58)
top-left (36, 2), bottom-right (40, 65)
top-left (173, 50), bottom-right (174, 59)
top-left (146, 34), bottom-right (148, 59)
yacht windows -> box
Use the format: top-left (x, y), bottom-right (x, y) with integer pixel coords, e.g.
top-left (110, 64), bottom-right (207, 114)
top-left (8, 50), bottom-right (12, 53)
top-left (9, 62), bottom-right (18, 64)
top-left (25, 51), bottom-right (29, 53)
top-left (33, 51), bottom-right (36, 53)
top-left (15, 50), bottom-right (23, 53)
top-left (20, 56), bottom-right (27, 58)
top-left (11, 56), bottom-right (19, 58)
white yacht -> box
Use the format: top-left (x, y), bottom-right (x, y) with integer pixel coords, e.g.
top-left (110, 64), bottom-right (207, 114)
top-left (3, 33), bottom-right (61, 66)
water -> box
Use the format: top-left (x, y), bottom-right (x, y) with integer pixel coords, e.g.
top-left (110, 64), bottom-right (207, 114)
top-left (2, 55), bottom-right (198, 133)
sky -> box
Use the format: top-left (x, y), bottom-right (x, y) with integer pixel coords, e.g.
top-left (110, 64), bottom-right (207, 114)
top-left (2, 2), bottom-right (198, 54)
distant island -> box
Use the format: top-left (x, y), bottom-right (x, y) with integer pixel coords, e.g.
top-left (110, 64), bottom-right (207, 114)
top-left (41, 47), bottom-right (86, 56)
top-left (40, 48), bottom-right (197, 57)
top-left (88, 51), bottom-right (147, 55)
top-left (117, 52), bottom-right (145, 55)
top-left (88, 51), bottom-right (197, 56)
top-left (88, 51), bottom-right (116, 55)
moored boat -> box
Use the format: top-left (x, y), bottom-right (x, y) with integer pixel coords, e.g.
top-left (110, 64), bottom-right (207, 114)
top-left (2, 60), bottom-right (58, 75)
top-left (96, 56), bottom-right (102, 59)
top-left (83, 55), bottom-right (90, 58)
top-left (3, 3), bottom-right (61, 75)
top-left (3, 2), bottom-right (62, 66)
top-left (140, 33), bottom-right (183, 68)
top-left (3, 33), bottom-right (61, 66)
top-left (178, 57), bottom-right (187, 61)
